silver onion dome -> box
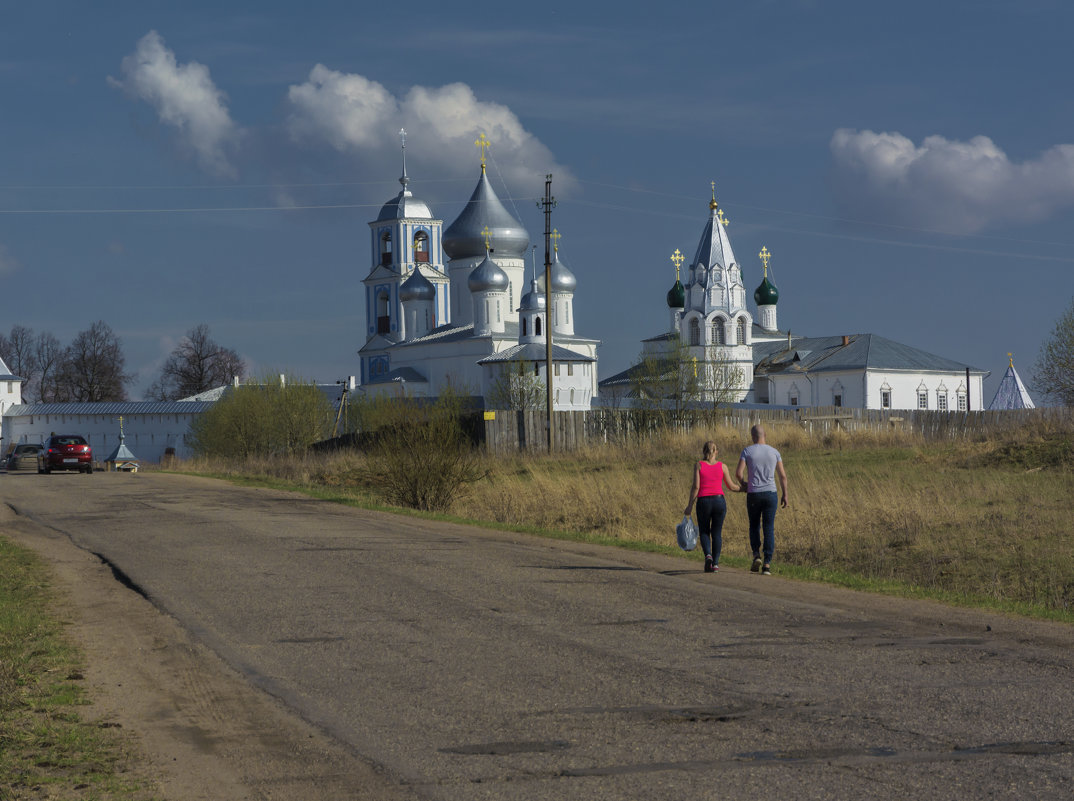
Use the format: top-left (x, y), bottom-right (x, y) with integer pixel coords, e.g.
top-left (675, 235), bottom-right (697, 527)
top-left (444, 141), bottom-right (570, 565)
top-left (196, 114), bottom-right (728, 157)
top-left (443, 170), bottom-right (530, 259)
top-left (519, 278), bottom-right (546, 312)
top-left (549, 251), bottom-right (577, 293)
top-left (376, 178), bottom-right (433, 222)
top-left (400, 268), bottom-right (436, 302)
top-left (467, 253), bottom-right (510, 293)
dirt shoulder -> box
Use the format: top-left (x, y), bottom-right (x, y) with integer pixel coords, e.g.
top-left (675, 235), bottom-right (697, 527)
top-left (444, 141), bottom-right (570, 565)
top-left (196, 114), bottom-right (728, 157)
top-left (0, 503), bottom-right (412, 801)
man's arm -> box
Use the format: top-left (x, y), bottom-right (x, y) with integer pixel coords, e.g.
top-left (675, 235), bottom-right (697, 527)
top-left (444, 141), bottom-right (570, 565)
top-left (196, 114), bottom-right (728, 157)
top-left (776, 459), bottom-right (789, 508)
top-left (735, 457), bottom-right (748, 489)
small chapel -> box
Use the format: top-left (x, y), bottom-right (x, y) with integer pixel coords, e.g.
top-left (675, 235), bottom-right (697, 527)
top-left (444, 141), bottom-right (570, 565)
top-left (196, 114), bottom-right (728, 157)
top-left (357, 134), bottom-right (599, 409)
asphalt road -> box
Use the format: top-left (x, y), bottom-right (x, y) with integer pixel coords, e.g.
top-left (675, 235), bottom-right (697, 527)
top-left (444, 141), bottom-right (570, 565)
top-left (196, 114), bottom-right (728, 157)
top-left (3, 471), bottom-right (1073, 800)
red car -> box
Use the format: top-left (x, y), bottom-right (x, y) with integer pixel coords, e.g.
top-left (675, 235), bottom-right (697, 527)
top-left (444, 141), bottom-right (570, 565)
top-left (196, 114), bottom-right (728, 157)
top-left (38, 435), bottom-right (94, 474)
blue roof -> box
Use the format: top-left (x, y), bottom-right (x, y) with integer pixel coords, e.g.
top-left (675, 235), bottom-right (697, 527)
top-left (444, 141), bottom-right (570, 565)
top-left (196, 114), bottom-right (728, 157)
top-left (5, 401), bottom-right (217, 416)
top-left (754, 334), bottom-right (986, 376)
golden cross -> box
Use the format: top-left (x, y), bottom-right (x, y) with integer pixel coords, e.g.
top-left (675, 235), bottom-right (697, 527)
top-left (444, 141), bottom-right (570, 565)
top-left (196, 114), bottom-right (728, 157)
top-left (670, 248), bottom-right (684, 279)
top-left (759, 246), bottom-right (771, 276)
top-left (475, 133), bottom-right (491, 168)
top-left (481, 225), bottom-right (492, 250)
top-left (1008, 352), bottom-right (1014, 367)
top-left (717, 208), bottom-right (729, 227)
top-left (551, 228), bottom-right (562, 252)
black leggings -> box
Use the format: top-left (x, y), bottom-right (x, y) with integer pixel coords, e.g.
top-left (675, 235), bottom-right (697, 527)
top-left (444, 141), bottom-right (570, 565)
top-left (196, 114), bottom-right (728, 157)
top-left (696, 495), bottom-right (727, 562)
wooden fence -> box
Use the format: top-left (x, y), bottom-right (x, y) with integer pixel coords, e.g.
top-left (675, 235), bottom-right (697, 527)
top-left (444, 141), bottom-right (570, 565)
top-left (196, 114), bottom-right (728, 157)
top-left (480, 406), bottom-right (1073, 453)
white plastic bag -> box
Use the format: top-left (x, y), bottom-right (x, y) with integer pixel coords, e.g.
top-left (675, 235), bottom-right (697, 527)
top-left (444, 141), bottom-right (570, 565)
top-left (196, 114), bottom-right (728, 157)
top-left (676, 515), bottom-right (698, 551)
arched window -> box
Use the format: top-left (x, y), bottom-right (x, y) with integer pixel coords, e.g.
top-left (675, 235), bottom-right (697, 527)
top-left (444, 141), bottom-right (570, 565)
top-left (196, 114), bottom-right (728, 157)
top-left (413, 230), bottom-right (429, 262)
top-left (689, 318), bottom-right (701, 346)
top-left (535, 316), bottom-right (542, 336)
top-left (376, 291), bottom-right (391, 334)
top-left (380, 231), bottom-right (392, 266)
top-left (570, 388), bottom-right (575, 404)
top-left (711, 319), bottom-right (725, 345)
top-left (736, 317), bottom-right (747, 345)
top-left (522, 318), bottom-right (528, 337)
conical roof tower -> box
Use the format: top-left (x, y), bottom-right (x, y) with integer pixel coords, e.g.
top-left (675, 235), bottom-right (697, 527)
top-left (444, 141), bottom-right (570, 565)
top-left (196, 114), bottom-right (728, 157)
top-left (988, 354), bottom-right (1036, 409)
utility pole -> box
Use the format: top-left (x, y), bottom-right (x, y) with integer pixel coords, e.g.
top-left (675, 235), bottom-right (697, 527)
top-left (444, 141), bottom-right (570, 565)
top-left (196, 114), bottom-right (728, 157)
top-left (538, 174), bottom-right (556, 452)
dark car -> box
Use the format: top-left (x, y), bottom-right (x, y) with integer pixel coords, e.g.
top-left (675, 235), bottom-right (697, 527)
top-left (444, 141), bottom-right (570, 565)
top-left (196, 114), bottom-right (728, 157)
top-left (6, 443), bottom-right (43, 471)
top-left (38, 435), bottom-right (93, 474)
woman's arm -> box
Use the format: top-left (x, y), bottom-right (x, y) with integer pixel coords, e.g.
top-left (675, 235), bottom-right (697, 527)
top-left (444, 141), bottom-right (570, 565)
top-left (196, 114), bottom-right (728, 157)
top-left (684, 463), bottom-right (700, 516)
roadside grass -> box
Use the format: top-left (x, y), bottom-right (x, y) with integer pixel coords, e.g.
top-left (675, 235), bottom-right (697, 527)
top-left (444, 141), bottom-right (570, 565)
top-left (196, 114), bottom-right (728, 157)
top-left (168, 416), bottom-right (1074, 622)
top-left (0, 537), bottom-right (159, 800)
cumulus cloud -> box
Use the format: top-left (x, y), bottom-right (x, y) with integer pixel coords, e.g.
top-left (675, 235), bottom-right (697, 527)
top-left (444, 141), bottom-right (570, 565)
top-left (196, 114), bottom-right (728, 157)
top-left (110, 30), bottom-right (240, 178)
top-left (829, 128), bottom-right (1074, 234)
top-left (286, 65), bottom-right (574, 194)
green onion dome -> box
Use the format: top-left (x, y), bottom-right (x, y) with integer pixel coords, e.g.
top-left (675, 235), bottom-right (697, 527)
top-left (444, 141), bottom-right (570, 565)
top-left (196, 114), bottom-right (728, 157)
top-left (754, 275), bottom-right (779, 306)
top-left (666, 280), bottom-right (685, 309)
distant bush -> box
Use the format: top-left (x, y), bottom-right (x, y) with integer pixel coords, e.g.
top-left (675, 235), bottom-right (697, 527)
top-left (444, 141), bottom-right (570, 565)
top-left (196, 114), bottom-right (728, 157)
top-left (189, 375), bottom-right (334, 458)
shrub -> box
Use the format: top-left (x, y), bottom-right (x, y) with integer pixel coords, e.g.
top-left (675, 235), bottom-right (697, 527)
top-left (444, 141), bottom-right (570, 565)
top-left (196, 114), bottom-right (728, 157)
top-left (362, 388), bottom-right (488, 512)
top-left (189, 374), bottom-right (334, 458)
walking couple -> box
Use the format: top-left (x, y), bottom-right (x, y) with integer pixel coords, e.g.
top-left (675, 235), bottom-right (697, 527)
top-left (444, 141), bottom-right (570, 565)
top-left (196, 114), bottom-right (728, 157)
top-left (682, 424), bottom-right (789, 575)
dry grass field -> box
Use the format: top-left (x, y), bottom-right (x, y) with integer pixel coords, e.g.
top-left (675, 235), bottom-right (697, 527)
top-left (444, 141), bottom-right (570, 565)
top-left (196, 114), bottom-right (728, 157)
top-left (175, 415), bottom-right (1074, 620)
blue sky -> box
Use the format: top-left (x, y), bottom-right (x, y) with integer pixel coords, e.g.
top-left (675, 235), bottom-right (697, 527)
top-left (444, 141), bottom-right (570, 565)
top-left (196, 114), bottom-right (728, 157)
top-left (3, 0), bottom-right (1071, 401)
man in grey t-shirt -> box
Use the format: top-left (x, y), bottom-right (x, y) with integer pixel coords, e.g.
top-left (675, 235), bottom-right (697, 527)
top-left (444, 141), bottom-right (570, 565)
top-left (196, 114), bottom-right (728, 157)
top-left (735, 424), bottom-right (789, 576)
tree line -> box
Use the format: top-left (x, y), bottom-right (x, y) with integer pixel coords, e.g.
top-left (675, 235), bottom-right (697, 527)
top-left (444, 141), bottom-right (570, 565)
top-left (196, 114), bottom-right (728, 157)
top-left (0, 322), bottom-right (244, 403)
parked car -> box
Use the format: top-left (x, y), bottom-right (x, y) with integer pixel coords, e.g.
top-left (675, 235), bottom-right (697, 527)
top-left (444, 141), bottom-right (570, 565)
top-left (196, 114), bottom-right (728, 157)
top-left (38, 435), bottom-right (93, 474)
top-left (6, 443), bottom-right (42, 471)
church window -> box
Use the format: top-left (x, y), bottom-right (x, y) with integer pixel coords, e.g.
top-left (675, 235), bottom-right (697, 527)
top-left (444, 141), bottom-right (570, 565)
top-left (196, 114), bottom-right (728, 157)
top-left (377, 291), bottom-right (391, 334)
top-left (711, 319), bottom-right (725, 345)
top-left (556, 389), bottom-right (561, 404)
top-left (535, 317), bottom-right (542, 336)
top-left (689, 318), bottom-right (701, 346)
top-left (496, 301), bottom-right (501, 323)
top-left (570, 388), bottom-right (575, 404)
top-left (957, 392), bottom-right (967, 411)
top-left (881, 389), bottom-right (891, 409)
top-left (380, 231), bottom-right (392, 266)
top-left (413, 230), bottom-right (429, 263)
top-left (789, 394), bottom-right (798, 406)
top-left (736, 317), bottom-right (747, 345)
top-left (554, 364), bottom-right (560, 377)
top-left (565, 304), bottom-right (570, 325)
top-left (522, 318), bottom-right (528, 337)
top-left (938, 392), bottom-right (948, 411)
top-left (833, 394), bottom-right (842, 407)
top-left (568, 364), bottom-right (574, 376)
top-left (917, 390), bottom-right (928, 410)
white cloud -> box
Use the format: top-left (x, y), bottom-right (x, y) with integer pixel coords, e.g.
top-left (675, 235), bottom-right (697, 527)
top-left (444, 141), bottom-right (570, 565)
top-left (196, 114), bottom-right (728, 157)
top-left (0, 243), bottom-right (19, 276)
top-left (110, 30), bottom-right (240, 178)
top-left (286, 65), bottom-right (574, 194)
top-left (829, 129), bottom-right (1074, 234)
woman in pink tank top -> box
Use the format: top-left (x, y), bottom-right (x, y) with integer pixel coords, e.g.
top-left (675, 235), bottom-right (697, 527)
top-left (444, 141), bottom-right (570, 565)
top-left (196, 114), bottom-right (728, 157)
top-left (684, 441), bottom-right (743, 572)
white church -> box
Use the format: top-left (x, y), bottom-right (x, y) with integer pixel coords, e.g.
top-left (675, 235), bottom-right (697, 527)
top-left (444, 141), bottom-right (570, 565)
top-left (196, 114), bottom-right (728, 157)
top-left (357, 134), bottom-right (599, 409)
top-left (601, 186), bottom-right (990, 412)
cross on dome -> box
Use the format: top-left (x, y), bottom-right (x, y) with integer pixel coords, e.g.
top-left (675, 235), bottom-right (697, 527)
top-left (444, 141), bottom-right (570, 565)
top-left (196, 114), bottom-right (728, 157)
top-left (475, 133), bottom-right (491, 172)
top-left (759, 246), bottom-right (771, 276)
top-left (551, 228), bottom-right (562, 252)
top-left (670, 248), bottom-right (684, 279)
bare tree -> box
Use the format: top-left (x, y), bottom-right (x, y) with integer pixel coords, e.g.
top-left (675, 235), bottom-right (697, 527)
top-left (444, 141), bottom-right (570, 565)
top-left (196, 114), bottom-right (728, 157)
top-left (147, 324), bottom-right (245, 401)
top-left (59, 321), bottom-right (133, 402)
top-left (1034, 297), bottom-right (1074, 406)
top-left (33, 331), bottom-right (65, 403)
top-left (701, 347), bottom-right (746, 410)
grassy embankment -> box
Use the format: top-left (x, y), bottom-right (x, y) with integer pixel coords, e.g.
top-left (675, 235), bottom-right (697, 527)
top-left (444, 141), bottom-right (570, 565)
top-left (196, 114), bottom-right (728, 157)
top-left (176, 415), bottom-right (1074, 621)
top-left (0, 538), bottom-right (159, 800)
